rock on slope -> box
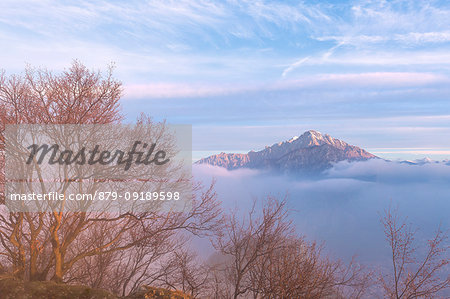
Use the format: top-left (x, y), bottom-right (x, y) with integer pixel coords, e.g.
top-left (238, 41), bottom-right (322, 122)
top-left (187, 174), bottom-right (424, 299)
top-left (196, 130), bottom-right (377, 173)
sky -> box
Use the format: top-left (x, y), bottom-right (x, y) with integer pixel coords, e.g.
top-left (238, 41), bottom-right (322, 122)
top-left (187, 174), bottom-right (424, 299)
top-left (1, 0), bottom-right (450, 160)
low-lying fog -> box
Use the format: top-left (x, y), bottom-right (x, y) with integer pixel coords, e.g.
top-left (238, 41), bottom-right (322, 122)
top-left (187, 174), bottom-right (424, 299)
top-left (193, 159), bottom-right (450, 266)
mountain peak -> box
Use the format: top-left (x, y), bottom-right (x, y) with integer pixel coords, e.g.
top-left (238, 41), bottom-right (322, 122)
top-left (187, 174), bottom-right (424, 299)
top-left (285, 130), bottom-right (348, 149)
top-left (274, 130), bottom-right (327, 149)
top-left (304, 129), bottom-right (322, 136)
top-left (298, 130), bottom-right (326, 146)
top-left (196, 130), bottom-right (377, 173)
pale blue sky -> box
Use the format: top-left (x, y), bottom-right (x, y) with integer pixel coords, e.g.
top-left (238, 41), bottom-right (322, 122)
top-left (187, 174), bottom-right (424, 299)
top-left (1, 0), bottom-right (450, 160)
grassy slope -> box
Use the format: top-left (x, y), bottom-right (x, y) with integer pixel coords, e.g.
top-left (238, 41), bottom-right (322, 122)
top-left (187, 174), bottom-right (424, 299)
top-left (0, 276), bottom-right (191, 299)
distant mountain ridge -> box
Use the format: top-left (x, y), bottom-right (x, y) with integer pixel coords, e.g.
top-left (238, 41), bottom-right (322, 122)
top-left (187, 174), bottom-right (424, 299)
top-left (401, 157), bottom-right (450, 166)
top-left (196, 130), bottom-right (377, 173)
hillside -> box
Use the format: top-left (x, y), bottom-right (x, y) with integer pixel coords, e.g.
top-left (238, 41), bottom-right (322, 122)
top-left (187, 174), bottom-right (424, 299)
top-left (0, 276), bottom-right (191, 299)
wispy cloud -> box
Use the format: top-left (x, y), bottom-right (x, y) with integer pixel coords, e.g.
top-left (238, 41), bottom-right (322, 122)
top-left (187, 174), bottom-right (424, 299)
top-left (318, 31), bottom-right (450, 46)
top-left (281, 49), bottom-right (450, 71)
top-left (284, 72), bottom-right (448, 89)
top-left (124, 72), bottom-right (449, 99)
top-left (282, 57), bottom-right (310, 78)
top-left (282, 42), bottom-right (345, 78)
top-left (124, 82), bottom-right (245, 99)
top-left (2, 0), bottom-right (450, 81)
top-left (317, 1), bottom-right (450, 46)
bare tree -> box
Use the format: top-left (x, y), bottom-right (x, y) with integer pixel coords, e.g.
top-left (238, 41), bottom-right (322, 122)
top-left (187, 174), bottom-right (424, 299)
top-left (211, 196), bottom-right (369, 299)
top-left (158, 249), bottom-right (211, 298)
top-left (65, 182), bottom-right (221, 297)
top-left (248, 237), bottom-right (369, 299)
top-left (212, 196), bottom-right (293, 299)
top-left (0, 61), bottom-right (123, 280)
top-left (0, 62), bottom-right (222, 298)
top-left (380, 206), bottom-right (449, 298)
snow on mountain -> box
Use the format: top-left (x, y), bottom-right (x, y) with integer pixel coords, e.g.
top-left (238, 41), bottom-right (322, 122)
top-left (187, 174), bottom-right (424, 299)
top-left (196, 130), bottom-right (377, 173)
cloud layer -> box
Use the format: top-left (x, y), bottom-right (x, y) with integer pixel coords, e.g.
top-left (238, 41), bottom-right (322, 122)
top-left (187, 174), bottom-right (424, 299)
top-left (193, 160), bottom-right (450, 264)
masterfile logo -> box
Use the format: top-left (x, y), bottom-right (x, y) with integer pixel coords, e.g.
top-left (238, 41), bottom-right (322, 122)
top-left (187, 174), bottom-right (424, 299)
top-left (4, 124), bottom-right (192, 212)
top-left (26, 140), bottom-right (170, 170)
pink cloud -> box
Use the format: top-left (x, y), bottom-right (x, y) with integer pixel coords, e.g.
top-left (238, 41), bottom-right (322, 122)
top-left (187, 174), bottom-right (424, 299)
top-left (124, 72), bottom-right (449, 99)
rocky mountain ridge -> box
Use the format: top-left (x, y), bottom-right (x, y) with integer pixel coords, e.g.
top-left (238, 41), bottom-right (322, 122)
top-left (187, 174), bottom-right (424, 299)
top-left (196, 130), bottom-right (377, 173)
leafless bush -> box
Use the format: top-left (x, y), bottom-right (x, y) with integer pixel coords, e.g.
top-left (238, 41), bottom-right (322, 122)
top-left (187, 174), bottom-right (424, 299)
top-left (210, 196), bottom-right (370, 299)
top-left (380, 206), bottom-right (449, 298)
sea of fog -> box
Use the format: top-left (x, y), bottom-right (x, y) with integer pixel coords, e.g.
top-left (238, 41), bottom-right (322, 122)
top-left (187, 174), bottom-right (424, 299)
top-left (193, 159), bottom-right (450, 268)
